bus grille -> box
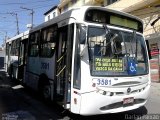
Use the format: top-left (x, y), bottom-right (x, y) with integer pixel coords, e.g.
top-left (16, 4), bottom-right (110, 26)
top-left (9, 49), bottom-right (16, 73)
top-left (112, 81), bottom-right (141, 86)
top-left (100, 99), bottom-right (146, 110)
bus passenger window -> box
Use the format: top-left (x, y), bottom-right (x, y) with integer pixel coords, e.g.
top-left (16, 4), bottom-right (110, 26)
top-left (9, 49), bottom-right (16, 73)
top-left (29, 32), bottom-right (39, 57)
top-left (40, 26), bottom-right (57, 58)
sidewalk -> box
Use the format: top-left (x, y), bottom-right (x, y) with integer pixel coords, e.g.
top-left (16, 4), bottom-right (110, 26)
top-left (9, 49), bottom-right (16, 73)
top-left (150, 82), bottom-right (160, 97)
top-left (145, 82), bottom-right (160, 114)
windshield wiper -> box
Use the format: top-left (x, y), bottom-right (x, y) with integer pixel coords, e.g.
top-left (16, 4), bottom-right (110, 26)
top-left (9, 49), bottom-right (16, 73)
top-left (98, 25), bottom-right (118, 55)
top-left (133, 31), bottom-right (138, 59)
top-left (97, 24), bottom-right (111, 55)
top-left (120, 31), bottom-right (130, 57)
top-left (103, 24), bottom-right (112, 41)
top-left (128, 31), bottom-right (136, 57)
top-left (111, 33), bottom-right (118, 54)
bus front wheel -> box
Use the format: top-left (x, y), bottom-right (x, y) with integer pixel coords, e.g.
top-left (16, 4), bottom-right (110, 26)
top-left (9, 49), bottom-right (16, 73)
top-left (38, 77), bottom-right (51, 100)
top-left (42, 84), bottom-right (51, 100)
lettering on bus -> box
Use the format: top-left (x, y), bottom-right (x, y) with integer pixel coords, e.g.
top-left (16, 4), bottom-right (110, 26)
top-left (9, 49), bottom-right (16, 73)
top-left (94, 57), bottom-right (124, 72)
top-left (41, 62), bottom-right (49, 70)
top-left (97, 79), bottom-right (111, 86)
top-left (92, 78), bottom-right (112, 86)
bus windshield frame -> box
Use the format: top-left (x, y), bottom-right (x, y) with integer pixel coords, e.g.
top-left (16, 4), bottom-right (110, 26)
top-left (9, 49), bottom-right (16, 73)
top-left (87, 25), bottom-right (149, 77)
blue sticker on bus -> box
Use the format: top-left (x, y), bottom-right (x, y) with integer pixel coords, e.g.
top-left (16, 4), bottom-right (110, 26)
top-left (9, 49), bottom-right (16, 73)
top-left (127, 59), bottom-right (136, 75)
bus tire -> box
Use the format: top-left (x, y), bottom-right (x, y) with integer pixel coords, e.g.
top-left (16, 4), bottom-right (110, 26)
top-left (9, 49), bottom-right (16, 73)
top-left (38, 76), bottom-right (51, 101)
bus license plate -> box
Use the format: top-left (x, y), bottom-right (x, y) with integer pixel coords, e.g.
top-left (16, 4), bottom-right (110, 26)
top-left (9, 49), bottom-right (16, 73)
top-left (123, 97), bottom-right (134, 105)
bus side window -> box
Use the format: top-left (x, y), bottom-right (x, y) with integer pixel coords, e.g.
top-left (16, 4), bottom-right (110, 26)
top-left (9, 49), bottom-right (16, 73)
top-left (10, 39), bottom-right (20, 56)
top-left (29, 32), bottom-right (39, 57)
top-left (40, 25), bottom-right (57, 58)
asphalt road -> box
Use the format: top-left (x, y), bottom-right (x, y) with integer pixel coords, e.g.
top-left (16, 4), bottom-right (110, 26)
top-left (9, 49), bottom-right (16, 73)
top-left (0, 69), bottom-right (160, 120)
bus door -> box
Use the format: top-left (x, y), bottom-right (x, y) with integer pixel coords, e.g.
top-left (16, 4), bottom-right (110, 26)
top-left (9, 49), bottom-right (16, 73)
top-left (18, 39), bottom-right (27, 80)
top-left (55, 24), bottom-right (74, 107)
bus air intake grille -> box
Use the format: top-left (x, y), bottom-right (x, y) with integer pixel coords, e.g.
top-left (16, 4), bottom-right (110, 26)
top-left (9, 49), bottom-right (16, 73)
top-left (131, 86), bottom-right (146, 94)
top-left (112, 81), bottom-right (141, 86)
top-left (100, 99), bottom-right (146, 110)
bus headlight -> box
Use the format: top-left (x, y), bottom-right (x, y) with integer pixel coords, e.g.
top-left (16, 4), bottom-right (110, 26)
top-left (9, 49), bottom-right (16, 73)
top-left (97, 89), bottom-right (112, 96)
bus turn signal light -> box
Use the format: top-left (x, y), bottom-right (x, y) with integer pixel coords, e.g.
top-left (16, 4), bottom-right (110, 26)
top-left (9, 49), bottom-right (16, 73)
top-left (74, 98), bottom-right (77, 104)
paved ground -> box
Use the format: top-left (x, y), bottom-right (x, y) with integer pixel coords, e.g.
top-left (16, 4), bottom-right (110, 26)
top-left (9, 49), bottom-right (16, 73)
top-left (145, 82), bottom-right (160, 114)
top-left (0, 69), bottom-right (63, 120)
top-left (0, 69), bottom-right (160, 120)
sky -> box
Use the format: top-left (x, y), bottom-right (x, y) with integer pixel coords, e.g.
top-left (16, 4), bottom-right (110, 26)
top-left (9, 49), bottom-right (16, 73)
top-left (0, 0), bottom-right (59, 46)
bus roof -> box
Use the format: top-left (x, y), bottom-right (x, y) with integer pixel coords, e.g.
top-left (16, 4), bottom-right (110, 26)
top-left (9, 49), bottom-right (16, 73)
top-left (6, 30), bottom-right (29, 43)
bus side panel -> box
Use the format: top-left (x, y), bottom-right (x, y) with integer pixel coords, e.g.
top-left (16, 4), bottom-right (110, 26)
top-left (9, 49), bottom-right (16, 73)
top-left (39, 54), bottom-right (56, 80)
top-left (70, 89), bottom-right (82, 114)
top-left (70, 23), bottom-right (82, 114)
top-left (27, 57), bottom-right (40, 75)
top-left (24, 57), bottom-right (40, 90)
top-left (24, 71), bottom-right (39, 90)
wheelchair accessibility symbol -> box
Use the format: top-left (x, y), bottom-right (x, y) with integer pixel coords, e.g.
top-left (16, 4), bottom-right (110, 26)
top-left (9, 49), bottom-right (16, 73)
top-left (128, 60), bottom-right (136, 74)
top-left (130, 63), bottom-right (136, 72)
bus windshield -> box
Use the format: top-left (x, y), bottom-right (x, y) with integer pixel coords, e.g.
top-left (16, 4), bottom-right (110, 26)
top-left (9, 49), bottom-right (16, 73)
top-left (88, 26), bottom-right (148, 76)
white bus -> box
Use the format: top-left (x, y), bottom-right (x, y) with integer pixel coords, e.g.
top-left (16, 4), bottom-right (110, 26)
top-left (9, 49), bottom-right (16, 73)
top-left (5, 30), bottom-right (29, 80)
top-left (23, 6), bottom-right (150, 115)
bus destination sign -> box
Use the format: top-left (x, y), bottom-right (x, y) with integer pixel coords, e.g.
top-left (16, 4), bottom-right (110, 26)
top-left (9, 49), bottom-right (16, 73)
top-left (94, 57), bottom-right (124, 72)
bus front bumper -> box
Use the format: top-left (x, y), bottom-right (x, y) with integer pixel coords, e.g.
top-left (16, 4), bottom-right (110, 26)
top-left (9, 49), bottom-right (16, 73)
top-left (79, 83), bottom-right (150, 115)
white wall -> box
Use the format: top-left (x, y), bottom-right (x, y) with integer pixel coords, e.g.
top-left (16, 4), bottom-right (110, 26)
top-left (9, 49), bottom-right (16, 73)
top-left (44, 8), bottom-right (59, 22)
